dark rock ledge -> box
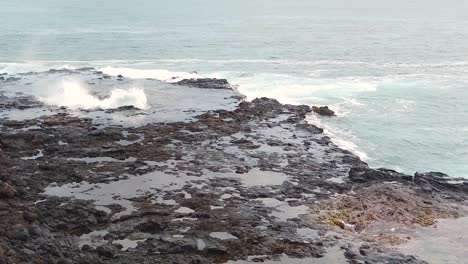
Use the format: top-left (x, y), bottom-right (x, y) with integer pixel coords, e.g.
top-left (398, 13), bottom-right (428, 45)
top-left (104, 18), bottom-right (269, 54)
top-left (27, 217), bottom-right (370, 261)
top-left (0, 75), bottom-right (467, 264)
top-left (312, 106), bottom-right (335, 116)
top-left (175, 78), bottom-right (234, 90)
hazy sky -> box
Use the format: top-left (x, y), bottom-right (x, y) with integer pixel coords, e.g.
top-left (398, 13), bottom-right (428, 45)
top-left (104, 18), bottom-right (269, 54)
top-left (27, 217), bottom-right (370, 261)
top-left (2, 0), bottom-right (468, 21)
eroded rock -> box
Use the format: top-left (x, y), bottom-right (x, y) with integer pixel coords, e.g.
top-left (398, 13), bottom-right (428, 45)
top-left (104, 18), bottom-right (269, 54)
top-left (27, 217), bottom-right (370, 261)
top-left (0, 71), bottom-right (465, 264)
top-left (312, 106), bottom-right (335, 116)
top-left (0, 181), bottom-right (16, 198)
top-left (176, 78), bottom-right (233, 90)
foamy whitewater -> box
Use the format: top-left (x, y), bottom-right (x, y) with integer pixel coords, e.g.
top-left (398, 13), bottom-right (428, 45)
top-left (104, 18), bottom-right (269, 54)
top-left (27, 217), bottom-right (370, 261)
top-left (40, 80), bottom-right (149, 110)
top-left (1, 0), bottom-right (468, 177)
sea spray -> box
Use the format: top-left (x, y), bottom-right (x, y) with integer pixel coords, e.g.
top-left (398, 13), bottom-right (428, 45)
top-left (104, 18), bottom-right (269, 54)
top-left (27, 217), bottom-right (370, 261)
top-left (40, 80), bottom-right (149, 110)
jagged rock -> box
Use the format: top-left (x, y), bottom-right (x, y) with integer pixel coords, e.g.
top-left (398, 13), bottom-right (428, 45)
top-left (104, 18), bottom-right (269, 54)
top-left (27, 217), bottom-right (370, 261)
top-left (36, 198), bottom-right (109, 232)
top-left (229, 95), bottom-right (247, 101)
top-left (0, 181), bottom-right (16, 198)
top-left (348, 167), bottom-right (409, 183)
top-left (0, 71), bottom-right (465, 264)
top-left (0, 148), bottom-right (10, 165)
top-left (96, 245), bottom-right (114, 258)
top-left (126, 133), bottom-right (140, 141)
top-left (6, 224), bottom-right (29, 241)
top-left (28, 225), bottom-right (45, 237)
top-left (135, 221), bottom-right (166, 234)
top-left (0, 131), bottom-right (50, 150)
top-left (312, 106), bottom-right (335, 116)
top-left (0, 201), bottom-right (8, 210)
top-left (0, 96), bottom-right (42, 110)
top-left (47, 69), bottom-right (75, 74)
top-left (115, 105), bottom-right (141, 111)
top-left (57, 258), bottom-right (73, 264)
top-left (1, 120), bottom-right (27, 127)
top-left (176, 78), bottom-right (233, 90)
top-left (414, 172), bottom-right (468, 192)
top-left (23, 211), bottom-right (38, 223)
top-left (77, 67), bottom-right (95, 72)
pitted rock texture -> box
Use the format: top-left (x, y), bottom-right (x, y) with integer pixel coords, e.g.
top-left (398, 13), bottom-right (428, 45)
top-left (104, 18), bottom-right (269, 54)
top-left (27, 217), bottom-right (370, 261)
top-left (0, 70), bottom-right (467, 264)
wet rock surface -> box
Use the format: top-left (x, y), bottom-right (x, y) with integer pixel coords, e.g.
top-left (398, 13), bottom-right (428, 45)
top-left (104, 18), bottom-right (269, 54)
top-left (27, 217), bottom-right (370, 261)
top-left (312, 106), bottom-right (335, 117)
top-left (0, 181), bottom-right (16, 198)
top-left (176, 78), bottom-right (234, 90)
top-left (0, 69), bottom-right (467, 263)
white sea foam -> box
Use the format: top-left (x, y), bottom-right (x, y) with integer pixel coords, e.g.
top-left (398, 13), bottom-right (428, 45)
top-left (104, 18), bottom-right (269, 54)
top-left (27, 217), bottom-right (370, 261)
top-left (99, 67), bottom-right (199, 82)
top-left (332, 137), bottom-right (368, 161)
top-left (113, 238), bottom-right (148, 251)
top-left (340, 97), bottom-right (366, 106)
top-left (307, 114), bottom-right (368, 161)
top-left (328, 98), bottom-right (366, 116)
top-left (282, 82), bottom-right (377, 93)
top-left (229, 74), bottom-right (377, 163)
top-left (21, 149), bottom-right (44, 160)
top-left (39, 80), bottom-right (148, 110)
top-left (237, 80), bottom-right (377, 104)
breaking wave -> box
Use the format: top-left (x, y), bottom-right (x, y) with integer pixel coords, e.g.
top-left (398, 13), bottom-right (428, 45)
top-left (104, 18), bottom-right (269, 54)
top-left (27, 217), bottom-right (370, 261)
top-left (236, 80), bottom-right (377, 104)
top-left (40, 80), bottom-right (148, 110)
top-left (306, 114), bottom-right (369, 161)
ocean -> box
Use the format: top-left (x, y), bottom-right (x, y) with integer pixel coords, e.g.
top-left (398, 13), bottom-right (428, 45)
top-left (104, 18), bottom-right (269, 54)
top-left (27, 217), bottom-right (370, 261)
top-left (1, 0), bottom-right (468, 177)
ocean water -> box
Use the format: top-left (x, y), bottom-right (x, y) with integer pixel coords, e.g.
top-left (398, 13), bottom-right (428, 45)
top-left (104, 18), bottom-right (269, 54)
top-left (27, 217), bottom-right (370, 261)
top-left (1, 0), bottom-right (468, 177)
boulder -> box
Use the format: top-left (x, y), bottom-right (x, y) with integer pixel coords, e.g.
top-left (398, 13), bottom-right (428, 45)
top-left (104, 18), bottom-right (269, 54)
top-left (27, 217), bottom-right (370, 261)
top-left (312, 106), bottom-right (335, 116)
top-left (116, 105), bottom-right (141, 111)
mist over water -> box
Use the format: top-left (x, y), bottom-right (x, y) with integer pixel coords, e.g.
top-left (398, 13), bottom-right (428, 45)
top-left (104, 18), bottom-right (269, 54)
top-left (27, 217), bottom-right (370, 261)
top-left (1, 0), bottom-right (468, 177)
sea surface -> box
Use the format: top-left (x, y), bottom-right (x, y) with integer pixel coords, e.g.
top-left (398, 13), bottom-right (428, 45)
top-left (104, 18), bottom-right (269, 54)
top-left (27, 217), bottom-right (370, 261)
top-left (1, 0), bottom-right (468, 177)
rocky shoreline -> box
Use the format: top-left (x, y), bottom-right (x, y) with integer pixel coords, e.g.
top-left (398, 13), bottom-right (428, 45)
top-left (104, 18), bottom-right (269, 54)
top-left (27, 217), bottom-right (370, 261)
top-left (0, 69), bottom-right (467, 264)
